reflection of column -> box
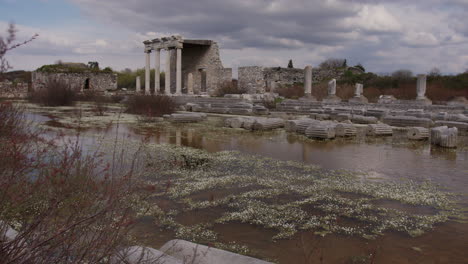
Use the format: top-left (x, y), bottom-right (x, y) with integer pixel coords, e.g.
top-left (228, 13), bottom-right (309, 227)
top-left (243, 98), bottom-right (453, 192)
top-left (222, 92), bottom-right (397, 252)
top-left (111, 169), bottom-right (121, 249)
top-left (145, 51), bottom-right (151, 95)
top-left (187, 129), bottom-right (193, 145)
top-left (154, 49), bottom-right (160, 94)
top-left (165, 49), bottom-right (171, 95)
top-left (176, 129), bottom-right (181, 146)
top-left (176, 48), bottom-right (182, 95)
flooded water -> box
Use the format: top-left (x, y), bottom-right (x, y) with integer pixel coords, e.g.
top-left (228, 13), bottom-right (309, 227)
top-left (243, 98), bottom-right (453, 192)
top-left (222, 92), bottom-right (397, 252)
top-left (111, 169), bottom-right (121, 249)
top-left (34, 113), bottom-right (468, 264)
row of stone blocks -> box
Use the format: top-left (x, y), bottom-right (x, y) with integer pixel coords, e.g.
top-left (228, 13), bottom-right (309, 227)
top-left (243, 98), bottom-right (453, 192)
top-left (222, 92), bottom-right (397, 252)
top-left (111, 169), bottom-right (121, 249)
top-left (224, 117), bottom-right (285, 131)
top-left (186, 102), bottom-right (269, 116)
top-left (164, 113), bottom-right (207, 123)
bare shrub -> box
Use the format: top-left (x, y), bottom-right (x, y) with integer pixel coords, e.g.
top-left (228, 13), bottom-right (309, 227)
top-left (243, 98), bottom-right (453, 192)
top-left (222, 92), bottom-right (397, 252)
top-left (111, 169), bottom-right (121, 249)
top-left (0, 102), bottom-right (153, 263)
top-left (0, 23), bottom-right (38, 74)
top-left (29, 79), bottom-right (77, 106)
top-left (276, 84), bottom-right (304, 99)
top-left (215, 81), bottom-right (246, 97)
top-left (319, 58), bottom-right (347, 69)
top-left (125, 95), bottom-right (175, 119)
top-left (391, 69), bottom-right (413, 79)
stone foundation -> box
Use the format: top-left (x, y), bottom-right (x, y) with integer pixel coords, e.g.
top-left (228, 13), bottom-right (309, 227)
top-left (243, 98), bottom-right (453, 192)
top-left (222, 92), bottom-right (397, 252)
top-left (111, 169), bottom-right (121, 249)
top-left (0, 81), bottom-right (28, 98)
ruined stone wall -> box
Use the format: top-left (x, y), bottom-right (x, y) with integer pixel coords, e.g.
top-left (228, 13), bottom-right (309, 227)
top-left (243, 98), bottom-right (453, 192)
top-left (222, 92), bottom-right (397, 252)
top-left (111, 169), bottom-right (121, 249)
top-left (181, 42), bottom-right (230, 95)
top-left (264, 67), bottom-right (304, 91)
top-left (32, 72), bottom-right (117, 92)
top-left (238, 66), bottom-right (265, 94)
top-left (0, 81), bottom-right (28, 98)
top-left (238, 66), bottom-right (347, 93)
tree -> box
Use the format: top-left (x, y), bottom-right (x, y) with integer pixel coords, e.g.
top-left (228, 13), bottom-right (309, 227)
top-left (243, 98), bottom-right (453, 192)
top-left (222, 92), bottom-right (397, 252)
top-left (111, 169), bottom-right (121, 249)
top-left (0, 23), bottom-right (38, 74)
top-left (287, 59), bottom-right (294, 68)
top-left (354, 63), bottom-right (366, 72)
top-left (319, 58), bottom-right (346, 69)
top-left (391, 69), bottom-right (413, 79)
top-left (88, 61), bottom-right (99, 69)
top-left (428, 67), bottom-right (441, 77)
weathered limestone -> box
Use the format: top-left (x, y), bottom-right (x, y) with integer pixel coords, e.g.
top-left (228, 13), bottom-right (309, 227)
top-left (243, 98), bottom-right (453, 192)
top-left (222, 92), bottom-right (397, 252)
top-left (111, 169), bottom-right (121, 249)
top-left (431, 126), bottom-right (458, 148)
top-left (303, 65), bottom-right (316, 100)
top-left (305, 123), bottom-right (336, 139)
top-left (136, 76), bottom-right (141, 92)
top-left (335, 123), bottom-right (357, 137)
top-left (349, 83), bottom-right (368, 103)
top-left (383, 116), bottom-right (433, 128)
top-left (350, 115), bottom-right (378, 124)
top-left (165, 49), bottom-right (171, 95)
top-left (416, 74), bottom-right (432, 105)
top-left (168, 113), bottom-right (206, 123)
top-left (160, 240), bottom-right (273, 264)
top-left (377, 95), bottom-right (397, 104)
top-left (187, 73), bottom-right (194, 95)
top-left (285, 119), bottom-right (317, 133)
top-left (447, 96), bottom-right (468, 106)
top-left (366, 124), bottom-right (393, 136)
top-left (225, 117), bottom-right (248, 129)
top-left (322, 79), bottom-right (342, 103)
top-left (154, 49), bottom-right (161, 94)
top-left (114, 246), bottom-right (182, 264)
top-left (366, 109), bottom-right (389, 119)
top-left (252, 118), bottom-right (285, 131)
top-left (176, 48), bottom-right (182, 95)
top-left (434, 121), bottom-right (468, 132)
top-left (145, 51), bottom-right (151, 94)
top-left (407, 127), bottom-right (429, 140)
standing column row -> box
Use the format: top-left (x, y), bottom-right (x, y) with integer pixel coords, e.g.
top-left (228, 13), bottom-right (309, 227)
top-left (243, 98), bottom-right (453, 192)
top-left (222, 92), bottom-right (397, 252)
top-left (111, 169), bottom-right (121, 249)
top-left (145, 47), bottom-right (182, 96)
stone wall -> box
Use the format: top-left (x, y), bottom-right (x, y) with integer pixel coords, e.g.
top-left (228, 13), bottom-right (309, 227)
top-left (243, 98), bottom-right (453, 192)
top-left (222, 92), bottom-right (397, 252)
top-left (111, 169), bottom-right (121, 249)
top-left (264, 67), bottom-right (304, 92)
top-left (238, 66), bottom-right (265, 94)
top-left (32, 72), bottom-right (117, 92)
top-left (180, 42), bottom-right (231, 95)
top-left (238, 66), bottom-right (347, 94)
top-left (0, 81), bottom-right (29, 98)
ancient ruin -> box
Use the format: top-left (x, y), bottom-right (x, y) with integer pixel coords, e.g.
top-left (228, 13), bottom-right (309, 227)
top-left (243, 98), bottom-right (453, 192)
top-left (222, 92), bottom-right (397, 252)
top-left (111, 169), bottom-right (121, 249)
top-left (32, 63), bottom-right (117, 92)
top-left (143, 36), bottom-right (232, 95)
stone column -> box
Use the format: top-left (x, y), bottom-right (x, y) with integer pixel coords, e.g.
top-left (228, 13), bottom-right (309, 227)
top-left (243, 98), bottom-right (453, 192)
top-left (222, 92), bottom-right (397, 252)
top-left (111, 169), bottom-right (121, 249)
top-left (176, 48), bottom-right (182, 95)
top-left (145, 51), bottom-right (151, 95)
top-left (416, 74), bottom-right (431, 104)
top-left (187, 72), bottom-right (194, 95)
top-left (416, 74), bottom-right (427, 99)
top-left (355, 83), bottom-right (363, 97)
top-left (304, 65), bottom-right (312, 95)
top-left (349, 83), bottom-right (367, 103)
top-left (328, 79), bottom-right (336, 95)
top-left (136, 76), bottom-right (141, 93)
top-left (322, 78), bottom-right (341, 103)
top-left (165, 49), bottom-right (171, 95)
top-left (154, 49), bottom-right (160, 94)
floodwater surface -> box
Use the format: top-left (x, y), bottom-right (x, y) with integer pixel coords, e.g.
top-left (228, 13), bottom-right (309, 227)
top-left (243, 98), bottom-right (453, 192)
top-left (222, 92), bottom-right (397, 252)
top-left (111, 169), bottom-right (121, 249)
top-left (34, 113), bottom-right (468, 264)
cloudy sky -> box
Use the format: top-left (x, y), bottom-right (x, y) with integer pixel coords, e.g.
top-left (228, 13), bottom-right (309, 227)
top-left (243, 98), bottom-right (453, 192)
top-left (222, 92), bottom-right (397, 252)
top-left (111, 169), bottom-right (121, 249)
top-left (1, 0), bottom-right (467, 75)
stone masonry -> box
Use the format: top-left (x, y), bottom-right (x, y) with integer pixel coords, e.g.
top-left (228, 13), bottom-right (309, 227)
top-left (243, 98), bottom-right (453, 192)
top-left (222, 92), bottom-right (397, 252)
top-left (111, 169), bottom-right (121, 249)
top-left (238, 66), bottom-right (346, 94)
top-left (32, 72), bottom-right (117, 92)
top-left (0, 80), bottom-right (29, 98)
